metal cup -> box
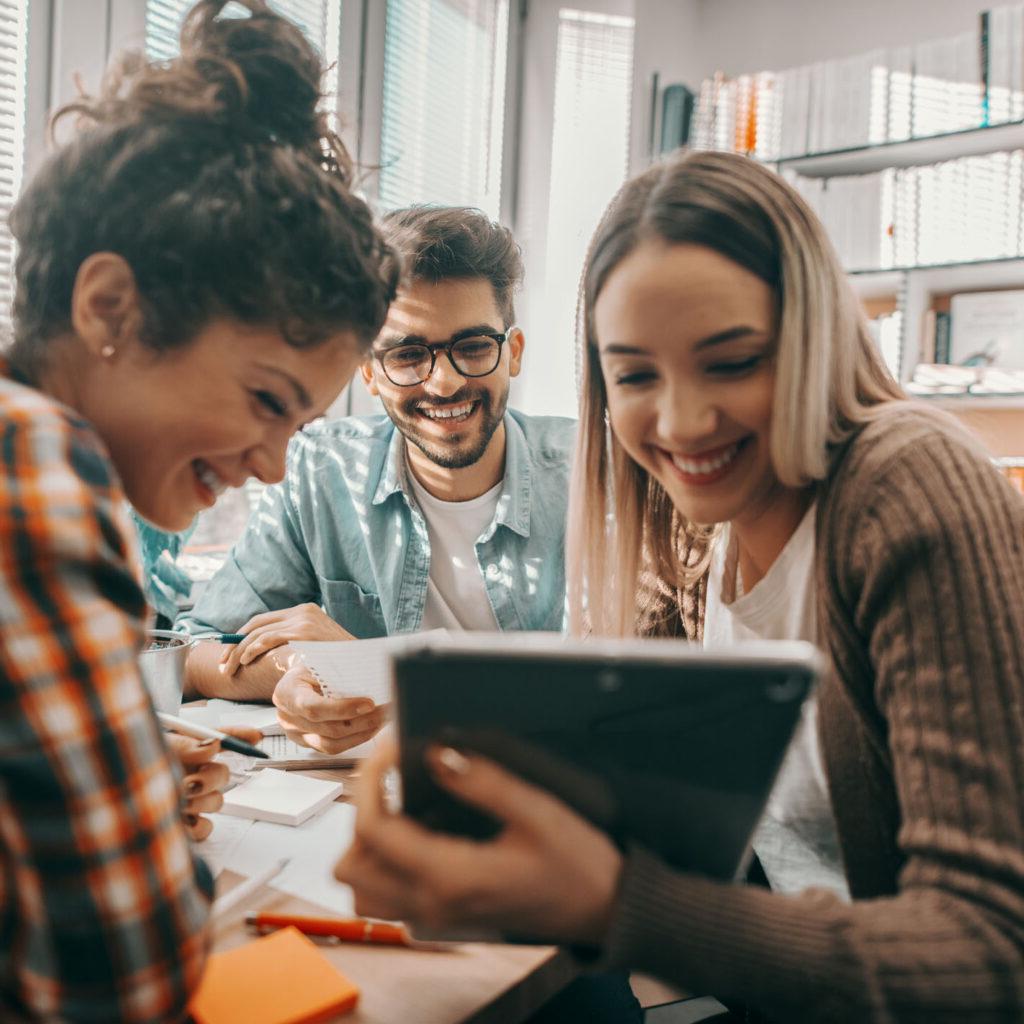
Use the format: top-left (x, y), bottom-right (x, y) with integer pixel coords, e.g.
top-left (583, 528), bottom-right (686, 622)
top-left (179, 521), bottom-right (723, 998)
top-left (138, 629), bottom-right (193, 715)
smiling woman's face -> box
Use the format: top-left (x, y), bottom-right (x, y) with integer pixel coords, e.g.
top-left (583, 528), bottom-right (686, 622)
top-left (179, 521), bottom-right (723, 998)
top-left (87, 319), bottom-right (361, 531)
top-left (594, 239), bottom-right (781, 529)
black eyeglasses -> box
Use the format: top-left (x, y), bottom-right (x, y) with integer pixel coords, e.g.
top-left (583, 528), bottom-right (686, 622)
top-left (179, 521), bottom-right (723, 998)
top-left (375, 331), bottom-right (508, 387)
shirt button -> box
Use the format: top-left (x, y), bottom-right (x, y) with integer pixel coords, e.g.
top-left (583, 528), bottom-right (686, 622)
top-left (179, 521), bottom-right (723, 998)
top-left (485, 564), bottom-right (500, 580)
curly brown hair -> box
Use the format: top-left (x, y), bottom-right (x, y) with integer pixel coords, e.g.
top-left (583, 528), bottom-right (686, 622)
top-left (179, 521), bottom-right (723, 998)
top-left (8, 0), bottom-right (398, 379)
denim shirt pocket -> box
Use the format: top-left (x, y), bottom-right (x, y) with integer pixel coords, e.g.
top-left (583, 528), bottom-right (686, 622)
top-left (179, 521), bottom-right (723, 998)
top-left (317, 578), bottom-right (387, 638)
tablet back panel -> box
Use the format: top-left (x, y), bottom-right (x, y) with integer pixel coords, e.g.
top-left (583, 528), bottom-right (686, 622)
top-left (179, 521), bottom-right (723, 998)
top-left (394, 637), bottom-right (818, 880)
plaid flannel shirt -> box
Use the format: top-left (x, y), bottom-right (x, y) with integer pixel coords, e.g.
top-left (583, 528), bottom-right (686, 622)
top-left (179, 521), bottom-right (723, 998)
top-left (0, 372), bottom-right (211, 1023)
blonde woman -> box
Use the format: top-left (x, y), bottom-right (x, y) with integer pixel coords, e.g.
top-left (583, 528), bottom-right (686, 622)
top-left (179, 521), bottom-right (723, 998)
top-left (337, 151), bottom-right (1024, 1022)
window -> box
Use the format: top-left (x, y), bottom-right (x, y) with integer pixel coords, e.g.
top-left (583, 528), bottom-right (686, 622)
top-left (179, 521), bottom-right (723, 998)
top-left (0, 0), bottom-right (29, 325)
top-left (378, 0), bottom-right (508, 217)
top-left (145, 0), bottom-right (341, 109)
top-left (534, 7), bottom-right (634, 416)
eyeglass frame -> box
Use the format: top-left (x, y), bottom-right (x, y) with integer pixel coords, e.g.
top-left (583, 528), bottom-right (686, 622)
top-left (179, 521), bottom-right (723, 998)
top-left (372, 329), bottom-right (512, 387)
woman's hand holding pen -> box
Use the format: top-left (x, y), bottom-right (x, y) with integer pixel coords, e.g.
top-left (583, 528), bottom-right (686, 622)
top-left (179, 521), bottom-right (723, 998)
top-left (334, 740), bottom-right (623, 945)
top-left (218, 603), bottom-right (355, 677)
top-left (165, 727), bottom-right (262, 841)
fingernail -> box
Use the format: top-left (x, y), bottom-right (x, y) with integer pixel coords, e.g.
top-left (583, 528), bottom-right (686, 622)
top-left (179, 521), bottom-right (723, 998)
top-left (185, 778), bottom-right (202, 794)
top-left (197, 738), bottom-right (218, 748)
top-left (355, 702), bottom-right (374, 715)
top-left (437, 747), bottom-right (470, 775)
top-left (184, 813), bottom-right (199, 827)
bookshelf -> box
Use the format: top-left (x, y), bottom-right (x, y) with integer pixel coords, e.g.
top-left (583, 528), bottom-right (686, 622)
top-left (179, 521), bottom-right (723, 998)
top-left (691, 6), bottom-right (1024, 456)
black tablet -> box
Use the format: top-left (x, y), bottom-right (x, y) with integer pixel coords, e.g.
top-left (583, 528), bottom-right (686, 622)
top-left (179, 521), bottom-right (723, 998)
top-left (393, 634), bottom-right (820, 881)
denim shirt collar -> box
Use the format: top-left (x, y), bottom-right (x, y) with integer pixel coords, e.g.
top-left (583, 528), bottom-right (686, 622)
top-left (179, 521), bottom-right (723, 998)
top-left (370, 413), bottom-right (532, 539)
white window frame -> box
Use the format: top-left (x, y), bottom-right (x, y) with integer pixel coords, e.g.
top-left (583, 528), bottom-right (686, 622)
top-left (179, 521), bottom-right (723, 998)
top-left (354, 0), bottom-right (524, 223)
top-left (11, 1), bottom-right (535, 496)
top-left (44, 0), bottom-right (528, 263)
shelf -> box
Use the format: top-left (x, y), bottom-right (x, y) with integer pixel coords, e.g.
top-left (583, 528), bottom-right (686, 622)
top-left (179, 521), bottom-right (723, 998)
top-left (848, 257), bottom-right (1024, 294)
top-left (848, 270), bottom-right (905, 300)
top-left (849, 257), bottom-right (1024, 275)
top-left (777, 120), bottom-right (1024, 178)
top-left (912, 394), bottom-right (1024, 410)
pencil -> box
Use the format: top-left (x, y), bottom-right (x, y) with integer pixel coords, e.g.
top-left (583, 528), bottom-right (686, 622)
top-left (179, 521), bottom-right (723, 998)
top-left (156, 711), bottom-right (269, 758)
top-left (212, 858), bottom-right (290, 920)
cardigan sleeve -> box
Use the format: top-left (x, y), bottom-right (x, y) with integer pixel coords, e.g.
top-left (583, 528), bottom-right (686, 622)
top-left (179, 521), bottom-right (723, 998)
top-left (597, 424), bottom-right (1024, 1023)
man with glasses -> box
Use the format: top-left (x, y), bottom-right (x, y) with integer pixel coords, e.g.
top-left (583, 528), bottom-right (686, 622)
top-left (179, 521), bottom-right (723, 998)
top-left (179, 206), bottom-right (575, 750)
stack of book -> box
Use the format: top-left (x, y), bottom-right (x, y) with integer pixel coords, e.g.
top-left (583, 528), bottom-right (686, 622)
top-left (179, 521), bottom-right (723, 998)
top-left (910, 288), bottom-right (1024, 389)
top-left (906, 364), bottom-right (1024, 396)
top-left (691, 5), bottom-right (1024, 161)
top-left (786, 149), bottom-right (1024, 270)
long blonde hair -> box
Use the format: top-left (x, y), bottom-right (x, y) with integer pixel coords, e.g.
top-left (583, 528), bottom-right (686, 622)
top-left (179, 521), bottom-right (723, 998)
top-left (568, 150), bottom-right (905, 636)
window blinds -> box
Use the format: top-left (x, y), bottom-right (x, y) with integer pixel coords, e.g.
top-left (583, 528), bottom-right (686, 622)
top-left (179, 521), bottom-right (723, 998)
top-left (145, 0), bottom-right (340, 104)
top-left (0, 0), bottom-right (27, 328)
top-left (379, 0), bottom-right (508, 218)
top-left (545, 8), bottom-right (634, 413)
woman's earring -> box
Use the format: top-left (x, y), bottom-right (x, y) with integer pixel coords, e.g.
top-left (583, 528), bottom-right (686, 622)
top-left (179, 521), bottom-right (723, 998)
top-left (100, 344), bottom-right (115, 358)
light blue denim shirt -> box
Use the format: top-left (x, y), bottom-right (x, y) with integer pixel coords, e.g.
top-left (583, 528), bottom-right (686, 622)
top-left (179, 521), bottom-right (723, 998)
top-left (178, 410), bottom-right (576, 638)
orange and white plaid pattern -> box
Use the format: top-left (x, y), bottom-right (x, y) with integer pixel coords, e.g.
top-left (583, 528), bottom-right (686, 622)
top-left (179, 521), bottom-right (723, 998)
top-left (0, 370), bottom-right (211, 1022)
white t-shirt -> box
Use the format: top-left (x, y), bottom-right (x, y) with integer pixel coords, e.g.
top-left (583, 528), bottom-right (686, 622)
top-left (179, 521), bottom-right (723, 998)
top-left (704, 504), bottom-right (849, 899)
top-left (408, 471), bottom-right (501, 632)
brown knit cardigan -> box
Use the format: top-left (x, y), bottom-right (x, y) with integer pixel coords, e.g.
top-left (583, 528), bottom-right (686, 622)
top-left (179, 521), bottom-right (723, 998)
top-left (601, 406), bottom-right (1024, 1022)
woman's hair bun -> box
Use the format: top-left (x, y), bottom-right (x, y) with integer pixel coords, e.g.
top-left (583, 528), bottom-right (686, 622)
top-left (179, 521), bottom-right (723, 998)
top-left (60, 0), bottom-right (348, 181)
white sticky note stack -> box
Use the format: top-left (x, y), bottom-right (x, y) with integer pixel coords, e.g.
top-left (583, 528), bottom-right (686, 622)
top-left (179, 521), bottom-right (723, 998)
top-left (220, 768), bottom-right (345, 827)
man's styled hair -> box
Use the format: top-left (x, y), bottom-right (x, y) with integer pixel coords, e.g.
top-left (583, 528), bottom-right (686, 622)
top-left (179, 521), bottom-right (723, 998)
top-left (380, 206), bottom-right (524, 327)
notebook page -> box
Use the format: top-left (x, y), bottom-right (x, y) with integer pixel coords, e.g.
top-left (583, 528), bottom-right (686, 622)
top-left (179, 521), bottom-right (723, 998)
top-left (199, 814), bottom-right (254, 877)
top-left (256, 732), bottom-right (378, 764)
top-left (291, 629), bottom-right (449, 703)
top-left (224, 801), bottom-right (357, 916)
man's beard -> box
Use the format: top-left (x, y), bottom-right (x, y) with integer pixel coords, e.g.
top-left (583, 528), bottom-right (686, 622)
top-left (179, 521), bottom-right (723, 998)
top-left (384, 385), bottom-right (509, 470)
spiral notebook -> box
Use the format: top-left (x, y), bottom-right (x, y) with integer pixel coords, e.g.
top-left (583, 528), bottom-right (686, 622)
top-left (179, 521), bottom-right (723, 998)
top-left (290, 629), bottom-right (450, 705)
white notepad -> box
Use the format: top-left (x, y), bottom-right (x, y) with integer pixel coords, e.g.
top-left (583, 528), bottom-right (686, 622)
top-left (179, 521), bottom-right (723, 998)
top-left (220, 768), bottom-right (345, 827)
top-left (291, 629), bottom-right (450, 702)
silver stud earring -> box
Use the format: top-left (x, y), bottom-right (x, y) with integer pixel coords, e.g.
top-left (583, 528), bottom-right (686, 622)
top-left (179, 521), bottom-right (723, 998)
top-left (100, 344), bottom-right (115, 358)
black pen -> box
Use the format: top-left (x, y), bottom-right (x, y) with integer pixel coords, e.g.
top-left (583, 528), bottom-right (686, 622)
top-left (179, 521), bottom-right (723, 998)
top-left (156, 712), bottom-right (269, 758)
top-left (215, 633), bottom-right (246, 644)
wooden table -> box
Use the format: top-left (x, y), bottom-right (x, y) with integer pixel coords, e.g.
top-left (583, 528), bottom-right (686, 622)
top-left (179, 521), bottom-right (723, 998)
top-left (209, 766), bottom-right (579, 1024)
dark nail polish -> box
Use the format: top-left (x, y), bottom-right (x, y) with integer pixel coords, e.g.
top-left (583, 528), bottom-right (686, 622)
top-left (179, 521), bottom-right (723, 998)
top-left (186, 779), bottom-right (202, 795)
top-left (184, 813), bottom-right (199, 827)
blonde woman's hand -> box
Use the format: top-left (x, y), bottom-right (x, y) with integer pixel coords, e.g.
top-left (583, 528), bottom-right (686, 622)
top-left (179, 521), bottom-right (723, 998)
top-left (219, 604), bottom-right (355, 676)
top-left (165, 727), bottom-right (262, 841)
top-left (334, 741), bottom-right (623, 945)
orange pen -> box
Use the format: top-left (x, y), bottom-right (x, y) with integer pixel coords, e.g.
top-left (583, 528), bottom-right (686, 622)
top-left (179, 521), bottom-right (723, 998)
top-left (244, 912), bottom-right (454, 951)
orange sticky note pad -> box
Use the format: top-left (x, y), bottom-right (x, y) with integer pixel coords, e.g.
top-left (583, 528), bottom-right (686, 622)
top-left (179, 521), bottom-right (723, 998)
top-left (189, 926), bottom-right (360, 1024)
